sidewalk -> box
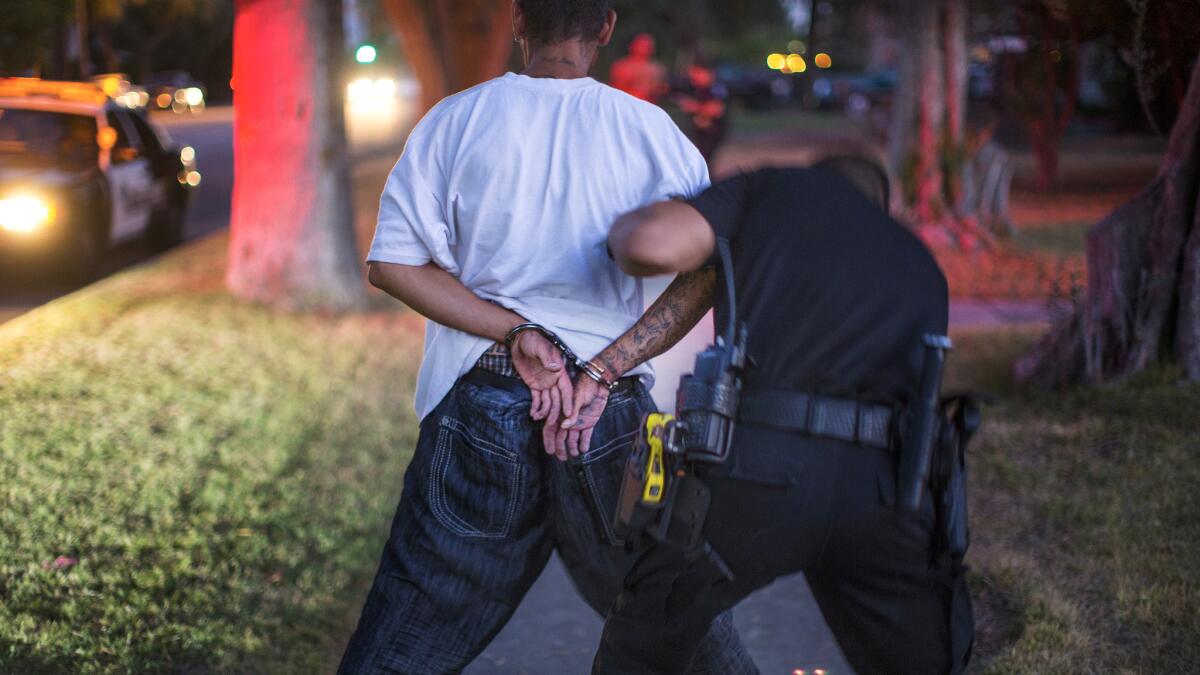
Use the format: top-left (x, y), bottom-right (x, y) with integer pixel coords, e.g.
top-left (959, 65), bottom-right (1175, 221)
top-left (467, 555), bottom-right (850, 675)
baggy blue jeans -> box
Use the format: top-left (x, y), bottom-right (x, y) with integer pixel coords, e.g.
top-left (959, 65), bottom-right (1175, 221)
top-left (337, 369), bottom-right (756, 674)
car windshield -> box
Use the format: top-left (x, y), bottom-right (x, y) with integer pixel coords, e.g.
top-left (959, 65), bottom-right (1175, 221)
top-left (0, 107), bottom-right (97, 167)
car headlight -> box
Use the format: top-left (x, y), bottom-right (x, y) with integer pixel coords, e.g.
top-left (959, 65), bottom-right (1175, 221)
top-left (0, 195), bottom-right (55, 233)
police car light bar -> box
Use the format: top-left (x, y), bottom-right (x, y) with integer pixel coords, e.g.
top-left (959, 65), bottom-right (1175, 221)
top-left (0, 78), bottom-right (109, 105)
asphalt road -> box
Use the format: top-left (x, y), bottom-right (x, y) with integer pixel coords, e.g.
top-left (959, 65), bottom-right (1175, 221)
top-left (0, 108), bottom-right (234, 325)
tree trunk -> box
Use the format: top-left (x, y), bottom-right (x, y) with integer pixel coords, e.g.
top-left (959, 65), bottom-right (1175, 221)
top-left (1016, 58), bottom-right (1200, 385)
top-left (96, 23), bottom-right (120, 73)
top-left (912, 1), bottom-right (945, 223)
top-left (381, 0), bottom-right (512, 115)
top-left (1167, 60), bottom-right (1200, 379)
top-left (886, 2), bottom-right (919, 182)
top-left (227, 0), bottom-right (364, 311)
top-left (138, 28), bottom-right (171, 83)
top-left (1017, 6), bottom-right (1079, 191)
top-left (941, 0), bottom-right (968, 210)
top-left (74, 0), bottom-right (91, 78)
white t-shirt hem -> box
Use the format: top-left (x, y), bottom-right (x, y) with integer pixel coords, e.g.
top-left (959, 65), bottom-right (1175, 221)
top-left (365, 250), bottom-right (433, 266)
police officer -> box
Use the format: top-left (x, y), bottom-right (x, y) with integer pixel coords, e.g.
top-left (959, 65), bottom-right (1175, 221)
top-left (555, 161), bottom-right (974, 675)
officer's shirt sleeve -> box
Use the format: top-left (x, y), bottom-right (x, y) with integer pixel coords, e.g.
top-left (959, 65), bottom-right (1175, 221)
top-left (685, 171), bottom-right (752, 243)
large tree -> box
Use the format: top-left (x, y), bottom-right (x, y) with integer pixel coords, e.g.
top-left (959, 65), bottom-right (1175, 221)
top-left (226, 0), bottom-right (363, 310)
top-left (381, 0), bottom-right (513, 114)
top-left (1017, 56), bottom-right (1200, 384)
top-left (887, 0), bottom-right (977, 244)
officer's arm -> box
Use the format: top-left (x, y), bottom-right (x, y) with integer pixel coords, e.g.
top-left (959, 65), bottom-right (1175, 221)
top-left (609, 201), bottom-right (716, 276)
top-left (590, 268), bottom-right (716, 381)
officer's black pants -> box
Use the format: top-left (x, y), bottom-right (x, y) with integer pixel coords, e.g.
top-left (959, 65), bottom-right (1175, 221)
top-left (592, 424), bottom-right (974, 675)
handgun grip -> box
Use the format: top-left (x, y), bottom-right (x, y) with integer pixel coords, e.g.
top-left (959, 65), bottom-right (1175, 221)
top-left (896, 335), bottom-right (951, 514)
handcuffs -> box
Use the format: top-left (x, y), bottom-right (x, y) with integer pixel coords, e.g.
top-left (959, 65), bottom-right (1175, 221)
top-left (504, 322), bottom-right (618, 390)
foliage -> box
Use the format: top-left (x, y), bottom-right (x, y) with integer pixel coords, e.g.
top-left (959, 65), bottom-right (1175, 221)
top-left (91, 0), bottom-right (218, 24)
top-left (601, 0), bottom-right (790, 71)
top-left (0, 0), bottom-right (230, 98)
top-left (0, 0), bottom-right (73, 75)
top-left (103, 0), bottom-right (231, 97)
top-left (946, 329), bottom-right (1200, 673)
top-left (0, 236), bottom-right (420, 673)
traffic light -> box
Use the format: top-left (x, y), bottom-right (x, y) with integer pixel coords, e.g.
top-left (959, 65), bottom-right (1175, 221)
top-left (355, 44), bottom-right (377, 64)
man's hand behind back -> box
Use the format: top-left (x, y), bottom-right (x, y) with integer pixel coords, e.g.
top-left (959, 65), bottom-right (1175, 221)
top-left (548, 375), bottom-right (611, 458)
top-left (510, 330), bottom-right (575, 456)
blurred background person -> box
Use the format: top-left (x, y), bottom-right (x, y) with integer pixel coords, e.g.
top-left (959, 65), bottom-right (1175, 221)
top-left (677, 60), bottom-right (728, 166)
top-left (609, 32), bottom-right (668, 103)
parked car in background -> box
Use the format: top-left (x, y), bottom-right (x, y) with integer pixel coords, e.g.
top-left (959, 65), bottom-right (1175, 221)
top-left (712, 63), bottom-right (792, 110)
top-left (144, 71), bottom-right (206, 114)
top-left (809, 70), bottom-right (896, 112)
top-left (0, 79), bottom-right (199, 279)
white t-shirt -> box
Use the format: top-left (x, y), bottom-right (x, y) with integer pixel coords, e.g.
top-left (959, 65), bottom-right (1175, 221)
top-left (367, 72), bottom-right (710, 419)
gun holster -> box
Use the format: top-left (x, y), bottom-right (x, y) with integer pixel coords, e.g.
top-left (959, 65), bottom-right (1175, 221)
top-left (933, 394), bottom-right (981, 569)
top-left (932, 394), bottom-right (981, 674)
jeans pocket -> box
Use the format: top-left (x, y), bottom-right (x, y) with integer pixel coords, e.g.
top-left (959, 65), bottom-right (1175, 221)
top-left (574, 429), bottom-right (638, 547)
top-left (428, 415), bottom-right (525, 540)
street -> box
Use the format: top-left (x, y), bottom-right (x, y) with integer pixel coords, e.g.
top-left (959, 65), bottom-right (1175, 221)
top-left (0, 108), bottom-right (234, 324)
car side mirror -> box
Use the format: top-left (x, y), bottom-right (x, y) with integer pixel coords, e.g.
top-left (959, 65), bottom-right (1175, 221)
top-left (97, 127), bottom-right (117, 150)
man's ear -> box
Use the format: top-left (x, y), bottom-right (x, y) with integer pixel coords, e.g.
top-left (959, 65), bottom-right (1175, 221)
top-left (511, 0), bottom-right (525, 41)
top-left (596, 9), bottom-right (617, 46)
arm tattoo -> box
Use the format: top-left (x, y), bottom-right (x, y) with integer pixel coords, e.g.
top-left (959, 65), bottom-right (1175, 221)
top-left (595, 269), bottom-right (717, 378)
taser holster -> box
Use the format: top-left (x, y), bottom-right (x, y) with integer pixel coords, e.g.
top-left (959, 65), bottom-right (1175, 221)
top-left (611, 239), bottom-right (745, 562)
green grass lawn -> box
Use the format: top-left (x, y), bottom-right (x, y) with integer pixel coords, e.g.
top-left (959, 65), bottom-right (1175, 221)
top-left (947, 328), bottom-right (1200, 673)
top-left (1015, 220), bottom-right (1092, 256)
top-left (0, 236), bottom-right (423, 673)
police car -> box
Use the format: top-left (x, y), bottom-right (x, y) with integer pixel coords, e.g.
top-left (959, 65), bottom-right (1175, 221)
top-left (0, 78), bottom-right (199, 278)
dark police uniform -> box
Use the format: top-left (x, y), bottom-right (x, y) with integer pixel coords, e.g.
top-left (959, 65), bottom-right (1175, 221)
top-left (593, 167), bottom-right (973, 675)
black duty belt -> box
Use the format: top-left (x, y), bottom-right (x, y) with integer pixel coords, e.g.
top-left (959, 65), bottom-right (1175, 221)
top-left (738, 388), bottom-right (894, 450)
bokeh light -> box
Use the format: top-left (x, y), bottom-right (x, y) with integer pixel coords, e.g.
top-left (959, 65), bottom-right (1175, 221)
top-left (355, 44), bottom-right (377, 64)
